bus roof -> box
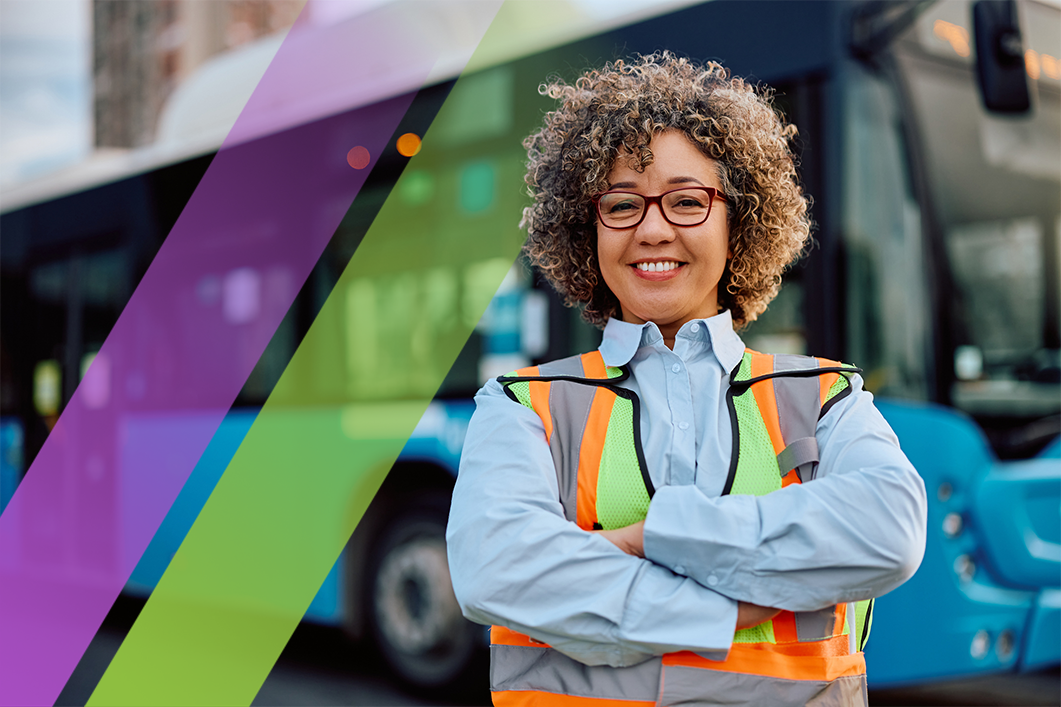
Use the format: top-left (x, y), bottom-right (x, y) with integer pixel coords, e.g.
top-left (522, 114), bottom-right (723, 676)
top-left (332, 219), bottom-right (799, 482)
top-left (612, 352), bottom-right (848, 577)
top-left (0, 0), bottom-right (701, 215)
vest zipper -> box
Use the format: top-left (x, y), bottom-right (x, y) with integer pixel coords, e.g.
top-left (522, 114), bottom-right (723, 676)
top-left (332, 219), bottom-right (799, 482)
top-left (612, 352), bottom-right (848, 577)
top-left (722, 383), bottom-right (742, 496)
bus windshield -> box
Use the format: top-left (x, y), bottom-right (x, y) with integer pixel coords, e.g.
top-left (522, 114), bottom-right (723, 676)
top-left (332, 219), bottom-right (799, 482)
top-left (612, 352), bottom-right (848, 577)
top-left (897, 0), bottom-right (1060, 455)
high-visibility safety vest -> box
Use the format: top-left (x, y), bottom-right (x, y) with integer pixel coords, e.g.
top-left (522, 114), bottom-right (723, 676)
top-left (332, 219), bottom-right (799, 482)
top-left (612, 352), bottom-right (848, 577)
top-left (492, 349), bottom-right (875, 707)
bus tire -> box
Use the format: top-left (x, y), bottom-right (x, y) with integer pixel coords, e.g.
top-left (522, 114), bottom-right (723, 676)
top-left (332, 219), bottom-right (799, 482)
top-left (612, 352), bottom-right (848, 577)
top-left (366, 502), bottom-right (480, 690)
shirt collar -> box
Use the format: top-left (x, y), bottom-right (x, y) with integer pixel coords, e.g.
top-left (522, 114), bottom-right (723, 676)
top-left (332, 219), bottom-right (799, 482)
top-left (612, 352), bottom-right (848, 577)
top-left (599, 311), bottom-right (745, 372)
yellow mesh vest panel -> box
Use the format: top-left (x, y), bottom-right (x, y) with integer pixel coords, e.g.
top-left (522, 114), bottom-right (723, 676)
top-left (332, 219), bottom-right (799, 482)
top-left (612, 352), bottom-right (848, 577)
top-left (827, 376), bottom-right (847, 400)
top-left (729, 354), bottom-right (781, 643)
top-left (856, 599), bottom-right (874, 651)
top-left (507, 379), bottom-right (533, 409)
top-left (729, 355), bottom-right (783, 497)
top-left (596, 396), bottom-right (650, 530)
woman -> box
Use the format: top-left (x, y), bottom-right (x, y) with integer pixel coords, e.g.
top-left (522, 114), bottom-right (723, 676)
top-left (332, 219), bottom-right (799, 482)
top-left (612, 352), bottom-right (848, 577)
top-left (447, 53), bottom-right (927, 707)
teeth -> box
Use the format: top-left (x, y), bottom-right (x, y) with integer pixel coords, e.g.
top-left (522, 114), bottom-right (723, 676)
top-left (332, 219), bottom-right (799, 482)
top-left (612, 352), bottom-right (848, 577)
top-left (636, 261), bottom-right (679, 272)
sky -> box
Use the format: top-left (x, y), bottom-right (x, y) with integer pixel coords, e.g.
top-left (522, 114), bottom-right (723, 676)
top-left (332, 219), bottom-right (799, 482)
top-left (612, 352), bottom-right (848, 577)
top-left (0, 0), bottom-right (91, 187)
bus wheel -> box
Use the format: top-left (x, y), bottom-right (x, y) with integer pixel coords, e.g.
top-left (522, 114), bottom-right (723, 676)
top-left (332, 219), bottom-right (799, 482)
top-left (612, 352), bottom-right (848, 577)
top-left (367, 505), bottom-right (479, 690)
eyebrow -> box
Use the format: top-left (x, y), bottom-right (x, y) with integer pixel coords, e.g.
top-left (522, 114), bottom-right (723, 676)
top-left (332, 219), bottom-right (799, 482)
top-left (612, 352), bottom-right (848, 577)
top-left (608, 176), bottom-right (708, 189)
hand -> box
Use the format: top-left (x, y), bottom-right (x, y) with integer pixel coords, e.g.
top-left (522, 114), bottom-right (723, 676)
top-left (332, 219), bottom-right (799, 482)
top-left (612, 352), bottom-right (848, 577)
top-left (593, 520), bottom-right (645, 558)
top-left (736, 602), bottom-right (782, 629)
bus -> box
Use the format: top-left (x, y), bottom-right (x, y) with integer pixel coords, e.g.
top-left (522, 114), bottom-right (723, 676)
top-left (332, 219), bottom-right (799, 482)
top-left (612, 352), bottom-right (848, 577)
top-left (1, 0), bottom-right (1058, 694)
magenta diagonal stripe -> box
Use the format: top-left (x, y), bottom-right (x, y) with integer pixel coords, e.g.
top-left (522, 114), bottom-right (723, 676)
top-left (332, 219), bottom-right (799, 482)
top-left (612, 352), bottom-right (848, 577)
top-left (0, 3), bottom-right (456, 703)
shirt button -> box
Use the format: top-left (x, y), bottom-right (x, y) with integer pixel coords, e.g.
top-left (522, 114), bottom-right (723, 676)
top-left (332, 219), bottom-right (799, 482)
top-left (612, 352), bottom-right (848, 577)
top-left (678, 421), bottom-right (689, 430)
top-left (690, 322), bottom-right (700, 333)
top-left (671, 363), bottom-right (681, 373)
top-left (707, 575), bottom-right (719, 586)
top-left (674, 565), bottom-right (686, 575)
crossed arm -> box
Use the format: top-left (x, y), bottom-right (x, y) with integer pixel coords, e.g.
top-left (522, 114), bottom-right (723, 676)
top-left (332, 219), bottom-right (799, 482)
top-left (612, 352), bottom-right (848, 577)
top-left (594, 521), bottom-right (783, 629)
top-left (446, 377), bottom-right (927, 667)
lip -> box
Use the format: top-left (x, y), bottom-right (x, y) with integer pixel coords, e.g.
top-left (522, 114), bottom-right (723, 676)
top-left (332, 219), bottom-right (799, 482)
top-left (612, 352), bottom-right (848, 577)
top-left (629, 259), bottom-right (686, 281)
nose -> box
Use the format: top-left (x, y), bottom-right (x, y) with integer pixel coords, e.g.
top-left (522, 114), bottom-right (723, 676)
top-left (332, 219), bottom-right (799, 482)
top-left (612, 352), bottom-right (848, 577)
top-left (635, 201), bottom-right (675, 245)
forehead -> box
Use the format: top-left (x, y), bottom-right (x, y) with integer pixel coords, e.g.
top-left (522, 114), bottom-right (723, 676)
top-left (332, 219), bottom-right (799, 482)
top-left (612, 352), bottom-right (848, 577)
top-left (606, 130), bottom-right (718, 186)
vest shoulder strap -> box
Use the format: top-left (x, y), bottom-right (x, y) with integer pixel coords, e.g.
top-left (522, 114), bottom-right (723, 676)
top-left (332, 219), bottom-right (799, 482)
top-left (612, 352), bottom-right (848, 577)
top-left (496, 351), bottom-right (628, 433)
top-left (731, 349), bottom-right (861, 389)
top-left (497, 350), bottom-right (626, 384)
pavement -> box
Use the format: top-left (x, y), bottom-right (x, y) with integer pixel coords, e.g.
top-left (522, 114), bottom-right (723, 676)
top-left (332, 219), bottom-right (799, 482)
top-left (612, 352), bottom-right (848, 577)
top-left (55, 597), bottom-right (1060, 707)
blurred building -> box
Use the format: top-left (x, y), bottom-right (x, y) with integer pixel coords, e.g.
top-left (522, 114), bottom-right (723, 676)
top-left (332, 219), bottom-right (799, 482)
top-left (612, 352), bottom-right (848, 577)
top-left (92, 0), bottom-right (304, 148)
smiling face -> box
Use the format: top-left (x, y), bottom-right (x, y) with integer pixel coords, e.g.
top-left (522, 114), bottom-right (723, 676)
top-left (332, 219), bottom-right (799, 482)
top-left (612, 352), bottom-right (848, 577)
top-left (596, 130), bottom-right (731, 342)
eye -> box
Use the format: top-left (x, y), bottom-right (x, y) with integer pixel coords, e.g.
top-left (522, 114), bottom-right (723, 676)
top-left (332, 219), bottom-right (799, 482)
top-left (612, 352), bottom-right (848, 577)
top-left (599, 194), bottom-right (643, 216)
top-left (662, 188), bottom-right (712, 213)
top-left (666, 191), bottom-right (709, 211)
top-left (598, 191), bottom-right (645, 218)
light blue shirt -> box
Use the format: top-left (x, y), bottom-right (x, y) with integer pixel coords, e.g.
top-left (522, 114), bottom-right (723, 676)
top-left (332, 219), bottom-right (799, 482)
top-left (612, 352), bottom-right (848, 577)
top-left (447, 313), bottom-right (927, 668)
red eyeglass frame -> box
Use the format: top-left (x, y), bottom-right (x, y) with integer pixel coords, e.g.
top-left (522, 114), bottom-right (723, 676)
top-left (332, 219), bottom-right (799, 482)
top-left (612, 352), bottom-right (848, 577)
top-left (593, 186), bottom-right (727, 229)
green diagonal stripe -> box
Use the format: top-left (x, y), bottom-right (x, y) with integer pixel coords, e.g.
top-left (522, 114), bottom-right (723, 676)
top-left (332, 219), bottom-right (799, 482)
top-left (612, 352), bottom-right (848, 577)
top-left (83, 5), bottom-right (561, 704)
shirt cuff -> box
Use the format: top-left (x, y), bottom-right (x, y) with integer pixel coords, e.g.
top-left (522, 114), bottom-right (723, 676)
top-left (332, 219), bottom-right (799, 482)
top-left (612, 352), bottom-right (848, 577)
top-left (643, 485), bottom-right (760, 599)
top-left (616, 560), bottom-right (739, 658)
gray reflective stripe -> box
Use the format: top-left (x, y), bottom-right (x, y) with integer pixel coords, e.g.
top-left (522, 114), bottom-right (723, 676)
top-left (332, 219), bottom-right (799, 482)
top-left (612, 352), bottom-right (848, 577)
top-left (546, 381), bottom-right (597, 523)
top-left (794, 605), bottom-right (838, 642)
top-left (848, 602), bottom-right (858, 654)
top-left (490, 644), bottom-right (661, 700)
top-left (510, 354), bottom-right (594, 523)
top-left (772, 356), bottom-right (823, 443)
top-left (771, 355), bottom-right (824, 481)
top-left (659, 665), bottom-right (867, 707)
top-left (777, 437), bottom-right (820, 481)
top-left (538, 354), bottom-right (588, 378)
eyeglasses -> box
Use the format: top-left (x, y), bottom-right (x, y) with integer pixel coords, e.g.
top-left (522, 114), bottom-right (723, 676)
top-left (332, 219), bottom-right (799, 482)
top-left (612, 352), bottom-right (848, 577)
top-left (594, 187), bottom-right (727, 229)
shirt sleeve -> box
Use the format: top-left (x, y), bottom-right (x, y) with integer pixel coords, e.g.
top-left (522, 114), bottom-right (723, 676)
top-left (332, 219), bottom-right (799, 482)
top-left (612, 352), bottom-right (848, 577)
top-left (642, 375), bottom-right (928, 612)
top-left (447, 378), bottom-right (739, 668)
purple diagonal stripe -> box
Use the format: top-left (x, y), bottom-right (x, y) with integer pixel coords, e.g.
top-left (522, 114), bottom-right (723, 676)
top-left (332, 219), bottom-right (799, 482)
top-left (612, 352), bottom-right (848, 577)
top-left (0, 2), bottom-right (457, 703)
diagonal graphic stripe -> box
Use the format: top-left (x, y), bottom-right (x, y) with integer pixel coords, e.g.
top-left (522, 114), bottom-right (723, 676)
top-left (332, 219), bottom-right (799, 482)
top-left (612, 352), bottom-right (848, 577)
top-left (85, 3), bottom-right (556, 703)
top-left (0, 3), bottom-right (459, 705)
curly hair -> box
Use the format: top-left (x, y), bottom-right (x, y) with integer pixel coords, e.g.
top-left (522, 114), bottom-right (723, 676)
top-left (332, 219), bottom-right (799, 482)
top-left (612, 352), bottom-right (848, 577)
top-left (521, 52), bottom-right (811, 330)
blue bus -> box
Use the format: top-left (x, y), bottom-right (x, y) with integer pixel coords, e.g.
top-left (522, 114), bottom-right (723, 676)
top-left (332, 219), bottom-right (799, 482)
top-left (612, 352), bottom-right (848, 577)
top-left (2, 0), bottom-right (1057, 693)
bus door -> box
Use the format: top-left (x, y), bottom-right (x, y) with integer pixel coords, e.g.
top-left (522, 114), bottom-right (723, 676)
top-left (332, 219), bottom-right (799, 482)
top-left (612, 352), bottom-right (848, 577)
top-left (0, 173), bottom-right (154, 580)
top-left (842, 0), bottom-right (1060, 683)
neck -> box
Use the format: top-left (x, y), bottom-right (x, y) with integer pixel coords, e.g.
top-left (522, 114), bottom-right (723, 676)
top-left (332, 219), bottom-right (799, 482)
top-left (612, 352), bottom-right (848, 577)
top-left (616, 306), bottom-right (725, 351)
top-left (624, 317), bottom-right (701, 350)
top-left (656, 323), bottom-right (681, 350)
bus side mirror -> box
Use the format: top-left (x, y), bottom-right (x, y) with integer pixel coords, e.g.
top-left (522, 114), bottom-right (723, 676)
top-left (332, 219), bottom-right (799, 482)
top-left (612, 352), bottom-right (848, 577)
top-left (972, 0), bottom-right (1032, 113)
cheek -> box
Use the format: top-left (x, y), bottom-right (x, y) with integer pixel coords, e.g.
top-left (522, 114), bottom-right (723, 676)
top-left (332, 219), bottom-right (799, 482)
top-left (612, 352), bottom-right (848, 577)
top-left (596, 231), bottom-right (621, 283)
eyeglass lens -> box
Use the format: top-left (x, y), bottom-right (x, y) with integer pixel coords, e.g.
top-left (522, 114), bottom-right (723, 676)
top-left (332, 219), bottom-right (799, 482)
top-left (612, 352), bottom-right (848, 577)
top-left (597, 188), bottom-right (715, 228)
